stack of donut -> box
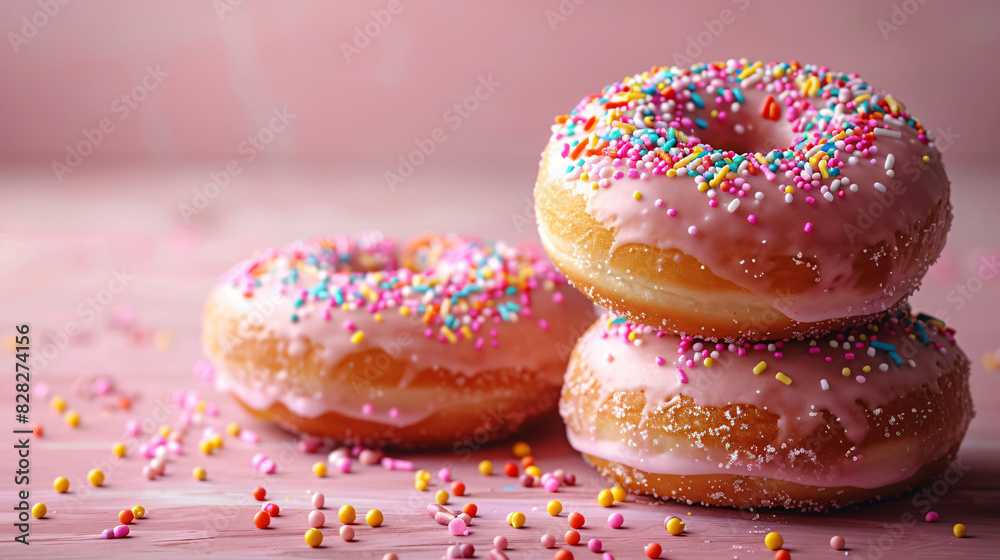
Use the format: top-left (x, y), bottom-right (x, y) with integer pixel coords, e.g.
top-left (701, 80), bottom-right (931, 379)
top-left (535, 60), bottom-right (973, 509)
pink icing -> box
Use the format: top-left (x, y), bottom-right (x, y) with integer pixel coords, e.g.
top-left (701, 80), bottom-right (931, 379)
top-left (563, 312), bottom-right (969, 489)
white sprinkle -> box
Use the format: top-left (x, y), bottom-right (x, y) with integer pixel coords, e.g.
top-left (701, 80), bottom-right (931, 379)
top-left (874, 127), bottom-right (902, 139)
top-left (879, 363), bottom-right (890, 372)
top-left (850, 183), bottom-right (859, 192)
top-left (820, 379), bottom-right (830, 391)
top-left (688, 226), bottom-right (698, 235)
top-left (727, 198), bottom-right (740, 213)
top-left (886, 169), bottom-right (895, 178)
top-left (785, 193), bottom-right (794, 203)
top-left (874, 182), bottom-right (887, 193)
top-left (867, 347), bottom-right (877, 357)
top-left (823, 192), bottom-right (834, 202)
top-left (755, 191), bottom-right (764, 200)
top-left (885, 153), bottom-right (895, 170)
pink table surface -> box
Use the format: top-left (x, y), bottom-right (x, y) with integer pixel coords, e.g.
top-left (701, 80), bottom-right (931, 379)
top-left (1, 162), bottom-right (999, 559)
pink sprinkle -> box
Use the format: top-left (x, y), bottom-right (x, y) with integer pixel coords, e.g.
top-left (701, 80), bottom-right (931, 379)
top-left (845, 353), bottom-right (855, 360)
top-left (263, 503), bottom-right (280, 517)
top-left (308, 510), bottom-right (325, 528)
top-left (259, 458), bottom-right (276, 474)
top-left (608, 513), bottom-right (624, 529)
top-left (438, 468), bottom-right (452, 482)
top-left (655, 356), bottom-right (665, 366)
top-left (552, 292), bottom-right (564, 303)
top-left (747, 214), bottom-right (758, 224)
top-left (251, 453), bottom-right (267, 468)
top-left (342, 320), bottom-right (356, 331)
top-left (113, 525), bottom-right (130, 538)
top-left (688, 226), bottom-right (698, 235)
top-left (655, 199), bottom-right (664, 207)
top-left (389, 407), bottom-right (400, 419)
top-left (494, 536), bottom-right (508, 550)
top-left (804, 222), bottom-right (813, 233)
top-left (361, 403), bottom-right (374, 415)
top-left (101, 528), bottom-right (115, 539)
top-left (312, 493), bottom-right (325, 509)
top-left (667, 208), bottom-right (676, 216)
top-left (543, 477), bottom-right (560, 492)
top-left (449, 516), bottom-right (469, 536)
top-left (563, 472), bottom-right (576, 486)
top-left (676, 368), bottom-right (689, 384)
top-left (298, 437), bottom-right (322, 453)
top-left (335, 457), bottom-right (352, 473)
top-left (240, 429), bottom-right (259, 443)
top-left (589, 539), bottom-right (603, 552)
top-left (856, 375), bottom-right (867, 384)
top-left (926, 511), bottom-right (939, 522)
top-left (538, 319), bottom-right (549, 331)
top-left (93, 377), bottom-right (112, 396)
top-left (541, 534), bottom-right (556, 548)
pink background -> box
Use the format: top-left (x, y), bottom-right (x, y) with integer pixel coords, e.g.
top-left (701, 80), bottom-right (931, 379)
top-left (0, 0), bottom-right (997, 166)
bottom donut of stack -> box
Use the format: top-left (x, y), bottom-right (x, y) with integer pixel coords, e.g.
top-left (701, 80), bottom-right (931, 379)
top-left (560, 310), bottom-right (973, 510)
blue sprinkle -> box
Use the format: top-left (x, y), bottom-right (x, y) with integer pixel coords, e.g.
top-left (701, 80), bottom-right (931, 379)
top-left (732, 88), bottom-right (745, 103)
top-left (695, 118), bottom-right (708, 130)
top-left (691, 92), bottom-right (705, 108)
top-left (611, 317), bottom-right (628, 324)
top-left (888, 351), bottom-right (904, 366)
top-left (870, 340), bottom-right (896, 352)
top-left (915, 322), bottom-right (931, 345)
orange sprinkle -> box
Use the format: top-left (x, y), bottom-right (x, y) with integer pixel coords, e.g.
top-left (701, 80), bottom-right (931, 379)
top-left (555, 115), bottom-right (570, 124)
top-left (569, 140), bottom-right (588, 160)
top-left (583, 116), bottom-right (597, 132)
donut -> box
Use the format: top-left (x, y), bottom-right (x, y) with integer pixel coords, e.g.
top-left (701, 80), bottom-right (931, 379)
top-left (561, 310), bottom-right (973, 510)
top-left (535, 60), bottom-right (951, 340)
top-left (202, 232), bottom-right (595, 449)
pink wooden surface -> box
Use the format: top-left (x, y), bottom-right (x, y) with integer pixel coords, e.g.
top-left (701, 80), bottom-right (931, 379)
top-left (1, 163), bottom-right (999, 559)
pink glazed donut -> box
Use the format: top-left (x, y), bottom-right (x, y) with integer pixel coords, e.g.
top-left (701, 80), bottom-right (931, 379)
top-left (535, 60), bottom-right (951, 341)
top-left (202, 232), bottom-right (594, 448)
top-left (561, 309), bottom-right (973, 510)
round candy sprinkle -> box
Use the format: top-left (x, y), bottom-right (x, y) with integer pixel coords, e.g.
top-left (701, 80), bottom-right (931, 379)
top-left (339, 504), bottom-right (356, 524)
top-left (193, 467), bottom-right (207, 481)
top-left (53, 477), bottom-right (69, 493)
top-left (504, 462), bottom-right (519, 477)
top-left (263, 503), bottom-right (280, 517)
top-left (588, 539), bottom-right (602, 552)
top-left (415, 479), bottom-right (428, 491)
top-left (451, 481), bottom-right (466, 496)
top-left (253, 511), bottom-right (270, 529)
top-left (384, 555), bottom-right (399, 560)
top-left (118, 509), bottom-right (134, 524)
top-left (565, 530), bottom-right (580, 546)
top-left (462, 503), bottom-right (477, 517)
top-left (525, 465), bottom-right (541, 478)
top-left (926, 511), bottom-right (939, 522)
top-left (308, 510), bottom-right (325, 528)
top-left (493, 535), bottom-right (507, 550)
top-left (101, 528), bottom-right (115, 539)
top-left (31, 503), bottom-right (46, 519)
top-left (830, 535), bottom-right (845, 550)
top-left (132, 505), bottom-right (145, 519)
top-left (507, 511), bottom-right (525, 528)
top-left (775, 550), bottom-right (791, 560)
top-left (304, 528), bottom-right (323, 548)
top-left (340, 525), bottom-right (354, 541)
top-left (547, 500), bottom-right (563, 516)
top-left (765, 531), bottom-right (784, 550)
top-left (312, 461), bottom-right (327, 477)
top-left (478, 460), bottom-right (493, 475)
top-left (512, 441), bottom-right (531, 457)
top-left (112, 442), bottom-right (126, 458)
top-left (415, 469), bottom-right (431, 482)
top-left (438, 468), bottom-right (452, 482)
top-left (665, 516), bottom-right (685, 535)
top-left (597, 489), bottom-right (614, 507)
top-left (311, 492), bottom-right (325, 509)
top-left (436, 490), bottom-right (450, 505)
top-left (568, 512), bottom-right (585, 529)
top-left (366, 508), bottom-right (383, 527)
top-left (65, 410), bottom-right (80, 427)
top-left (541, 533), bottom-right (556, 548)
top-left (645, 542), bottom-right (662, 559)
top-left (554, 551), bottom-right (573, 560)
top-left (114, 525), bottom-right (130, 538)
top-left (610, 485), bottom-right (626, 502)
top-left (608, 513), bottom-right (624, 529)
top-left (449, 516), bottom-right (468, 536)
top-left (954, 523), bottom-right (967, 538)
top-left (252, 487), bottom-right (266, 501)
top-left (87, 469), bottom-right (105, 487)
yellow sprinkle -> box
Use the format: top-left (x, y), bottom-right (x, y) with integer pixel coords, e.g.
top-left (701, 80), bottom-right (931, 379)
top-left (666, 168), bottom-right (677, 177)
top-left (226, 422), bottom-right (240, 436)
top-left (801, 75), bottom-right (820, 97)
top-left (507, 511), bottom-right (526, 528)
top-left (863, 365), bottom-right (872, 373)
top-left (672, 148), bottom-right (703, 169)
top-left (703, 357), bottom-right (713, 367)
top-left (633, 191), bottom-right (642, 200)
top-left (884, 94), bottom-right (902, 113)
top-left (478, 460), bottom-right (493, 475)
top-left (32, 503), bottom-right (46, 519)
top-left (922, 155), bottom-right (930, 163)
top-left (754, 153), bottom-right (769, 166)
top-left (415, 479), bottom-right (428, 491)
top-left (818, 159), bottom-right (829, 178)
top-left (611, 122), bottom-right (637, 135)
top-left (440, 327), bottom-right (457, 344)
top-left (211, 434), bottom-right (223, 449)
top-left (159, 425), bottom-right (171, 437)
top-left (709, 167), bottom-right (728, 188)
top-left (132, 505), bottom-right (145, 519)
top-left (50, 395), bottom-right (67, 412)
top-left (460, 325), bottom-right (473, 340)
top-left (374, 313), bottom-right (382, 322)
top-left (416, 469), bottom-right (431, 482)
top-left (350, 331), bottom-right (365, 344)
top-left (365, 509), bottom-right (384, 527)
top-left (591, 182), bottom-right (599, 190)
top-left (775, 372), bottom-right (792, 385)
top-left (193, 467), bottom-right (207, 481)
top-left (400, 306), bottom-right (410, 316)
top-left (546, 500), bottom-right (562, 516)
top-left (773, 65), bottom-right (785, 78)
top-left (597, 489), bottom-right (615, 507)
top-left (953, 523), bottom-right (967, 538)
top-left (753, 361), bottom-right (767, 375)
top-left (313, 462), bottom-right (327, 477)
top-left (200, 440), bottom-right (214, 455)
top-left (665, 516), bottom-right (686, 535)
top-left (112, 442), bottom-right (126, 458)
top-left (611, 485), bottom-right (627, 502)
top-left (833, 131), bottom-right (848, 141)
top-left (87, 469), bottom-right (105, 487)
top-left (842, 367), bottom-right (851, 377)
top-left (53, 477), bottom-right (70, 493)
top-left (338, 505), bottom-right (356, 524)
top-left (435, 490), bottom-right (449, 505)
top-left (65, 410), bottom-right (80, 427)
top-left (482, 268), bottom-right (493, 279)
top-left (784, 185), bottom-right (794, 194)
top-left (627, 332), bottom-right (636, 341)
top-left (697, 182), bottom-right (710, 192)
top-left (525, 465), bottom-right (541, 477)
top-left (854, 93), bottom-right (871, 104)
top-left (739, 61), bottom-right (761, 80)
top-left (580, 172), bottom-right (590, 181)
